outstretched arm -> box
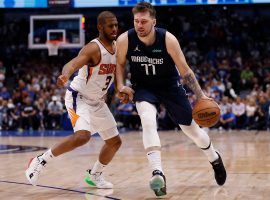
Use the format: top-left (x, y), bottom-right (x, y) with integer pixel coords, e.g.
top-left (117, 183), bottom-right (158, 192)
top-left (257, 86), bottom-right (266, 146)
top-left (57, 42), bottom-right (100, 87)
top-left (166, 32), bottom-right (206, 101)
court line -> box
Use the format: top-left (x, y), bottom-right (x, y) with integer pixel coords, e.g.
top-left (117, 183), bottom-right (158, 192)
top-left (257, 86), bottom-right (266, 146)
top-left (0, 147), bottom-right (20, 153)
top-left (0, 180), bottom-right (121, 200)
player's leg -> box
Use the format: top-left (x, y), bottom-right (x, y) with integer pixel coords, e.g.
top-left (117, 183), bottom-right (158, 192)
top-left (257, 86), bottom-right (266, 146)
top-left (25, 130), bottom-right (91, 186)
top-left (98, 132), bottom-right (121, 165)
top-left (179, 121), bottom-right (226, 185)
top-left (26, 89), bottom-right (92, 185)
top-left (85, 127), bottom-right (121, 189)
top-left (163, 92), bottom-right (226, 186)
top-left (136, 101), bottom-right (166, 197)
top-left (84, 103), bottom-right (122, 189)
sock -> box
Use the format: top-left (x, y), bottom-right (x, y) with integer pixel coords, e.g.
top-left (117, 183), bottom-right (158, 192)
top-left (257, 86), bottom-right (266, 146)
top-left (147, 150), bottom-right (163, 173)
top-left (201, 142), bottom-right (219, 163)
top-left (91, 160), bottom-right (106, 174)
top-left (40, 149), bottom-right (54, 162)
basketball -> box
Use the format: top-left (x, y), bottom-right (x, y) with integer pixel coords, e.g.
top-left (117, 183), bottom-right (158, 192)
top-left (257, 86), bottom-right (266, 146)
top-left (192, 99), bottom-right (221, 127)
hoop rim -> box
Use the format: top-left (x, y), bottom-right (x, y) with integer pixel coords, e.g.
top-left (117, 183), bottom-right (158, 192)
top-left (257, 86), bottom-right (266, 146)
top-left (46, 39), bottom-right (63, 46)
top-left (46, 40), bottom-right (62, 56)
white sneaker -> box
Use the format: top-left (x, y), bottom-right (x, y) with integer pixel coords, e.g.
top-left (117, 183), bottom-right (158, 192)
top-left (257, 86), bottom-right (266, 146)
top-left (25, 155), bottom-right (47, 186)
top-left (84, 170), bottom-right (113, 189)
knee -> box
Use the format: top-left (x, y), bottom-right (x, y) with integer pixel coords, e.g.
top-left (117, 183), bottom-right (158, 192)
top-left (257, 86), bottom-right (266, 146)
top-left (140, 114), bottom-right (157, 130)
top-left (106, 136), bottom-right (122, 150)
top-left (73, 131), bottom-right (91, 146)
top-left (114, 137), bottom-right (122, 150)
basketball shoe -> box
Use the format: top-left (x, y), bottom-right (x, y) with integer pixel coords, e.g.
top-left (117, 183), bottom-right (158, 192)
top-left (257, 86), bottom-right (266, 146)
top-left (85, 169), bottom-right (113, 189)
top-left (150, 170), bottom-right (167, 196)
top-left (25, 154), bottom-right (47, 186)
top-left (211, 152), bottom-right (227, 186)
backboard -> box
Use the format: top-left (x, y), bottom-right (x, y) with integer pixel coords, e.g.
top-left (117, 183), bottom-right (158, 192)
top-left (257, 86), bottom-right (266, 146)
top-left (28, 14), bottom-right (85, 49)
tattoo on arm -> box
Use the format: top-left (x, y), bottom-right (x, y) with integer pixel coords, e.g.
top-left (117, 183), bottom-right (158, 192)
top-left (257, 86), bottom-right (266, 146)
top-left (183, 72), bottom-right (204, 100)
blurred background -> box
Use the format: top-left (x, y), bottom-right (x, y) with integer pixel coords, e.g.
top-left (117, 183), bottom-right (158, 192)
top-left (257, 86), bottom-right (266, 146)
top-left (0, 0), bottom-right (269, 135)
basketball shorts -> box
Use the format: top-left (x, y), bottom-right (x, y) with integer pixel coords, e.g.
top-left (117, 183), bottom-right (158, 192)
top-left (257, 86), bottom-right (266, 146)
top-left (133, 85), bottom-right (193, 126)
top-left (65, 87), bottom-right (118, 140)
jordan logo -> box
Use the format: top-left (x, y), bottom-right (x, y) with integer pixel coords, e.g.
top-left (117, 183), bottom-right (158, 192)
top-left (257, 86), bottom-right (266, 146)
top-left (134, 45), bottom-right (140, 52)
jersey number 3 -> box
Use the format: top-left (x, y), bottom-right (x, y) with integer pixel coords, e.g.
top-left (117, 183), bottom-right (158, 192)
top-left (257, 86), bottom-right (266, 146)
top-left (102, 76), bottom-right (112, 91)
top-left (141, 64), bottom-right (156, 75)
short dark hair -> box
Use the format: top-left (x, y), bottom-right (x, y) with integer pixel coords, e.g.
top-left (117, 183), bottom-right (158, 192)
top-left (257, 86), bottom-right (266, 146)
top-left (132, 2), bottom-right (156, 18)
top-left (97, 11), bottom-right (116, 25)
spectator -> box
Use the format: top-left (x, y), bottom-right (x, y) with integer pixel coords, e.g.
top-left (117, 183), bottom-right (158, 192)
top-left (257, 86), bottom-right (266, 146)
top-left (220, 96), bottom-right (231, 115)
top-left (35, 97), bottom-right (47, 130)
top-left (241, 66), bottom-right (254, 90)
top-left (47, 96), bottom-right (63, 129)
top-left (224, 82), bottom-right (237, 100)
top-left (245, 98), bottom-right (257, 129)
top-left (232, 97), bottom-right (246, 129)
top-left (7, 101), bottom-right (20, 130)
top-left (257, 95), bottom-right (270, 130)
top-left (219, 107), bottom-right (236, 130)
top-left (20, 97), bottom-right (39, 130)
top-left (157, 104), bottom-right (176, 130)
top-left (0, 97), bottom-right (8, 130)
top-left (116, 102), bottom-right (139, 129)
top-left (0, 87), bottom-right (11, 100)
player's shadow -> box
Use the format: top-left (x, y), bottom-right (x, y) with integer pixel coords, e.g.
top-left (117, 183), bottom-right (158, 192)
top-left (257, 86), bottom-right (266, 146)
top-left (144, 197), bottom-right (168, 200)
top-left (84, 188), bottom-right (114, 200)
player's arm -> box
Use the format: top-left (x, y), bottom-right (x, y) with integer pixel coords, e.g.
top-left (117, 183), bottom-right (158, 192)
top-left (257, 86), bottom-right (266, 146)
top-left (115, 32), bottom-right (134, 101)
top-left (57, 42), bottom-right (100, 87)
top-left (166, 31), bottom-right (207, 101)
top-left (115, 32), bottom-right (128, 91)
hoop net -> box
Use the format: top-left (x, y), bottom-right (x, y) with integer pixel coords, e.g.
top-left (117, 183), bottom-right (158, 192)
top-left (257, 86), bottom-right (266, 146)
top-left (46, 40), bottom-right (62, 56)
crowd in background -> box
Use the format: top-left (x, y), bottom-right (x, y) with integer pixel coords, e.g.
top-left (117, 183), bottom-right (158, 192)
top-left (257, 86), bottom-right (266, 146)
top-left (0, 6), bottom-right (269, 131)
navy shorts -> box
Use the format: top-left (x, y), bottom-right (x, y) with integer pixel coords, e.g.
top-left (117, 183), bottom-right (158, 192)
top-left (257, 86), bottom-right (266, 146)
top-left (133, 85), bottom-right (192, 126)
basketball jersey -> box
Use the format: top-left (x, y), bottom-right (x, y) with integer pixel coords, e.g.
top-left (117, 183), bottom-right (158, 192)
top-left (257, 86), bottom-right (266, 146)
top-left (70, 39), bottom-right (116, 100)
top-left (127, 28), bottom-right (180, 90)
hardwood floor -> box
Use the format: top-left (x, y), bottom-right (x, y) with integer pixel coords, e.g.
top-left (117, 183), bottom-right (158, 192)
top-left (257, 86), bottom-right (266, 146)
top-left (0, 130), bottom-right (269, 200)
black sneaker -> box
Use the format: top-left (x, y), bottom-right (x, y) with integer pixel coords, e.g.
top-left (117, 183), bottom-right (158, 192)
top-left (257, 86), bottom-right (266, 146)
top-left (211, 152), bottom-right (227, 186)
top-left (149, 170), bottom-right (167, 196)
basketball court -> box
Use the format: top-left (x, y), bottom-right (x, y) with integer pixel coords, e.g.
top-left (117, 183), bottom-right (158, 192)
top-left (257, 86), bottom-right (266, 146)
top-left (1, 0), bottom-right (270, 200)
top-left (1, 130), bottom-right (269, 199)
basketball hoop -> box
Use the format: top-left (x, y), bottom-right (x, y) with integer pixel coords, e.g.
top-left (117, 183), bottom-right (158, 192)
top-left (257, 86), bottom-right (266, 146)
top-left (46, 40), bottom-right (62, 56)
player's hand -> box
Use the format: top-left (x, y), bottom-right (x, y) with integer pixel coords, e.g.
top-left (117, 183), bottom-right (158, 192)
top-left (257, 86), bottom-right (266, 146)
top-left (119, 86), bottom-right (135, 102)
top-left (197, 94), bottom-right (221, 110)
top-left (57, 75), bottom-right (68, 87)
top-left (116, 92), bottom-right (129, 104)
top-left (198, 94), bottom-right (213, 101)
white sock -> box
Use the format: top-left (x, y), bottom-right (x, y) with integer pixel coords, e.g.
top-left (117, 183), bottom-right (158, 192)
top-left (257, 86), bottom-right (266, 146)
top-left (91, 160), bottom-right (106, 174)
top-left (40, 149), bottom-right (54, 162)
top-left (201, 142), bottom-right (219, 163)
top-left (147, 150), bottom-right (163, 173)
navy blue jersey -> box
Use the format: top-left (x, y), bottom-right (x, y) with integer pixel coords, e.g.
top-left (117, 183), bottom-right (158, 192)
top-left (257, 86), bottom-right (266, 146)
top-left (127, 28), bottom-right (180, 89)
top-left (127, 28), bottom-right (193, 125)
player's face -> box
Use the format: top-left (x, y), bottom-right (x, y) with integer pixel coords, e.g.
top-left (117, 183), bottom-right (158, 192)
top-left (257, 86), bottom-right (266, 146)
top-left (134, 12), bottom-right (156, 37)
top-left (102, 17), bottom-right (118, 41)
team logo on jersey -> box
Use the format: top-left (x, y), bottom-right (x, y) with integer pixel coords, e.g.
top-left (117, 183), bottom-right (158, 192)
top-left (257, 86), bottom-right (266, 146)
top-left (98, 64), bottom-right (116, 75)
top-left (152, 49), bottom-right (162, 53)
top-left (134, 45), bottom-right (140, 52)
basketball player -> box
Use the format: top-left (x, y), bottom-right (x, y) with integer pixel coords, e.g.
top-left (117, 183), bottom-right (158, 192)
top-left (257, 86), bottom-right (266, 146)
top-left (25, 11), bottom-right (122, 189)
top-left (116, 2), bottom-right (226, 196)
